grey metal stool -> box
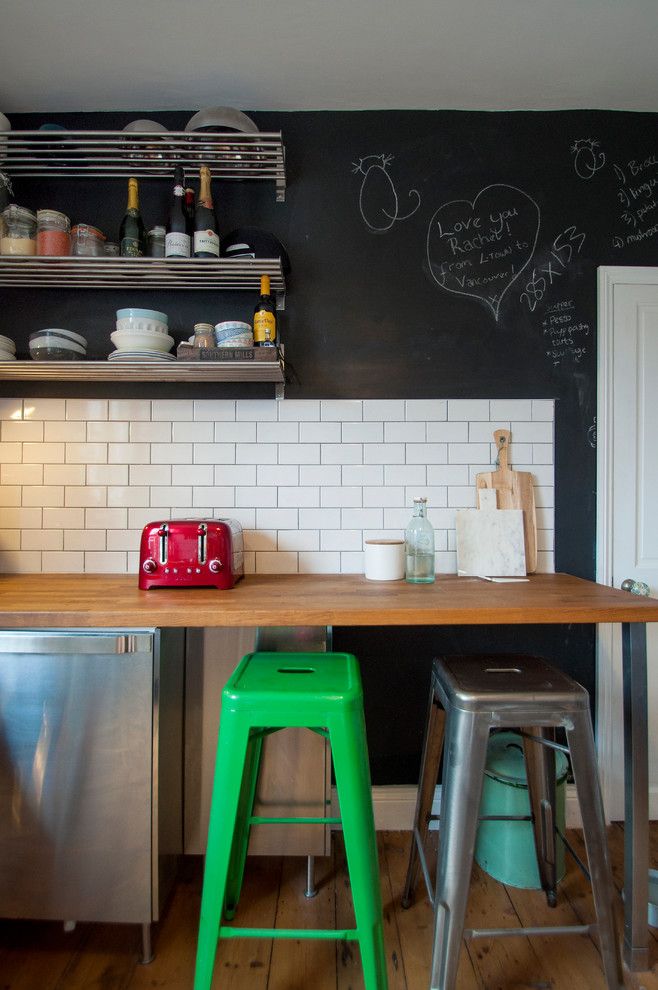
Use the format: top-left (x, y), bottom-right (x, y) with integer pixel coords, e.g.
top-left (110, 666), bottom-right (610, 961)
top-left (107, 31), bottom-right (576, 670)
top-left (402, 654), bottom-right (623, 990)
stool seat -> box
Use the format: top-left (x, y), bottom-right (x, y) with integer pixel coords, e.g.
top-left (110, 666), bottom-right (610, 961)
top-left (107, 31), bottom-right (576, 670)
top-left (403, 653), bottom-right (623, 990)
top-left (194, 651), bottom-right (388, 990)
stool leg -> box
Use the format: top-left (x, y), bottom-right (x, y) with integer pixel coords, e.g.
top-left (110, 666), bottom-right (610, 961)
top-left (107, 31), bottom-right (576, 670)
top-left (431, 709), bottom-right (490, 990)
top-left (194, 710), bottom-right (252, 990)
top-left (566, 711), bottom-right (623, 990)
top-left (522, 726), bottom-right (558, 907)
top-left (402, 681), bottom-right (445, 908)
top-left (224, 728), bottom-right (265, 919)
top-left (330, 705), bottom-right (388, 990)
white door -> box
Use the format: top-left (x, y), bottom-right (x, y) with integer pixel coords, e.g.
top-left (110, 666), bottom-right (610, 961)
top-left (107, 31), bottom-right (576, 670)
top-left (597, 267), bottom-right (658, 821)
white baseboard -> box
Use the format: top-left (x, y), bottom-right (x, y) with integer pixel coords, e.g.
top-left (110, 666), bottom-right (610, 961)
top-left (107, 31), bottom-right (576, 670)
top-left (331, 783), bottom-right (583, 831)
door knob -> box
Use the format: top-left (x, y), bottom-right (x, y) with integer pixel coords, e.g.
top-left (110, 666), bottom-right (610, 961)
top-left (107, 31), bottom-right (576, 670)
top-left (621, 578), bottom-right (650, 596)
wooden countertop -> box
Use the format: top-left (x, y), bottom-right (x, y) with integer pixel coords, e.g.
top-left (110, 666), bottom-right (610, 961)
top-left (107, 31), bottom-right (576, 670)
top-left (0, 572), bottom-right (657, 628)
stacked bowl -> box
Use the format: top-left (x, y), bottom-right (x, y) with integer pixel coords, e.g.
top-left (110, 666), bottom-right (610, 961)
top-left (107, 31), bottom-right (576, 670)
top-left (109, 308), bottom-right (174, 362)
top-left (29, 328), bottom-right (87, 361)
top-left (0, 333), bottom-right (16, 361)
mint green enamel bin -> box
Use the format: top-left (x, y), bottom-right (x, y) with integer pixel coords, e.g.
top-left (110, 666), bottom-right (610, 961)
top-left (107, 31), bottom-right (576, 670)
top-left (474, 731), bottom-right (569, 889)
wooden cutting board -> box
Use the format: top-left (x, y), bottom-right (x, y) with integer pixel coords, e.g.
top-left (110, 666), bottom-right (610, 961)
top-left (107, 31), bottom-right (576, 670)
top-left (475, 429), bottom-right (538, 573)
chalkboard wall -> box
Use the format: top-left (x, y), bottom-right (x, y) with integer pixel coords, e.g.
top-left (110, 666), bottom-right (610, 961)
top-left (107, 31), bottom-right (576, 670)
top-left (5, 109), bottom-right (658, 782)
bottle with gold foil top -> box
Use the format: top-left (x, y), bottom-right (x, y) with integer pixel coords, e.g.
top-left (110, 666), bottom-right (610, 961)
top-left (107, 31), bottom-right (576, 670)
top-left (253, 274), bottom-right (277, 347)
top-left (119, 177), bottom-right (146, 257)
top-left (193, 166), bottom-right (219, 258)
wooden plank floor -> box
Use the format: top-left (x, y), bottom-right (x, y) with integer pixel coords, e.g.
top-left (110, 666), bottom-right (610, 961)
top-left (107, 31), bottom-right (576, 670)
top-left (0, 824), bottom-right (655, 989)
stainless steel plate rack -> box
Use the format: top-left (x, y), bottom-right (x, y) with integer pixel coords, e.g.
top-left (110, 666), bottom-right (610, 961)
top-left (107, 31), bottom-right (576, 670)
top-left (2, 130), bottom-right (286, 201)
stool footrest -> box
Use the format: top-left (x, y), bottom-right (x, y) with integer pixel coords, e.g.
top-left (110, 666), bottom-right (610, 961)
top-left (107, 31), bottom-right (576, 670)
top-left (464, 923), bottom-right (595, 939)
top-left (248, 815), bottom-right (341, 825)
top-left (219, 926), bottom-right (358, 941)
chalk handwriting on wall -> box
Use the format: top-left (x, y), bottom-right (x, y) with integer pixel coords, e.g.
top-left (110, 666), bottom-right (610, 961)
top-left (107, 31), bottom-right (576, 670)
top-left (352, 154), bottom-right (421, 233)
top-left (571, 139), bottom-right (606, 180)
top-left (539, 299), bottom-right (591, 368)
top-left (612, 153), bottom-right (658, 248)
top-left (426, 184), bottom-right (540, 321)
top-left (520, 225), bottom-right (586, 314)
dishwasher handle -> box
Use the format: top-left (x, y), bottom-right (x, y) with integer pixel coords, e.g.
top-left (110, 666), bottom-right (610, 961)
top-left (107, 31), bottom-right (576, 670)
top-left (0, 631), bottom-right (154, 654)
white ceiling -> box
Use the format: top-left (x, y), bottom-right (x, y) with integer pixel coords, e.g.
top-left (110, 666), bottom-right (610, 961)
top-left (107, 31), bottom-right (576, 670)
top-left (3, 0), bottom-right (658, 113)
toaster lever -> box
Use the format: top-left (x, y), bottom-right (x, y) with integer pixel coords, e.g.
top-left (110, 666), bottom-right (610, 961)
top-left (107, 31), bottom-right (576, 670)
top-left (197, 523), bottom-right (207, 564)
top-left (158, 524), bottom-right (168, 564)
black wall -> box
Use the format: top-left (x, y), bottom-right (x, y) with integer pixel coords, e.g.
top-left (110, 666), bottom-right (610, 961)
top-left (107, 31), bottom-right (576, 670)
top-left (5, 109), bottom-right (658, 782)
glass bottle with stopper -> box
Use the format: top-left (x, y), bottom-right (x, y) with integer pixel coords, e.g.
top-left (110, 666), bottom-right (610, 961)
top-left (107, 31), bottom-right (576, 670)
top-left (405, 496), bottom-right (435, 584)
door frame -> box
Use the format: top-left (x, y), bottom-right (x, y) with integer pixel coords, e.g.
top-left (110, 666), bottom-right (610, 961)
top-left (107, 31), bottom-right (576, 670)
top-left (596, 266), bottom-right (658, 821)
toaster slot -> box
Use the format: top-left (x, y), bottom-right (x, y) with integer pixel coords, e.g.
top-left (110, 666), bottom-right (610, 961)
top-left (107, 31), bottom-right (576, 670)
top-left (197, 523), bottom-right (207, 564)
top-left (159, 524), bottom-right (169, 564)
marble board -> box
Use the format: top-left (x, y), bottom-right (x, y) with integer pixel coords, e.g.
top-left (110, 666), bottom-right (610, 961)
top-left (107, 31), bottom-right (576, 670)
top-left (456, 508), bottom-right (526, 577)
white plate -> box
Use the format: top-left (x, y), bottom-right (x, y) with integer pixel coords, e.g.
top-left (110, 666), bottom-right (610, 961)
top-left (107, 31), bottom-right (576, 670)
top-left (0, 350), bottom-right (16, 361)
top-left (0, 334), bottom-right (16, 352)
top-left (108, 350), bottom-right (176, 362)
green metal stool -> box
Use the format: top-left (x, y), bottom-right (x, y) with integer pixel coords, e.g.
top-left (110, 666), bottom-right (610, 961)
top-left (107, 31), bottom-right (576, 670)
top-left (193, 651), bottom-right (388, 990)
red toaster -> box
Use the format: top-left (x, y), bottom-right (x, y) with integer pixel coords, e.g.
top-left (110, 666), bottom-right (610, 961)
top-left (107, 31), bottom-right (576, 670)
top-left (138, 518), bottom-right (244, 590)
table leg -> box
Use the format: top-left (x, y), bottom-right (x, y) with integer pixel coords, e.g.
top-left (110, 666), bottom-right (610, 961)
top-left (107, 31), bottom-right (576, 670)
top-left (622, 621), bottom-right (649, 971)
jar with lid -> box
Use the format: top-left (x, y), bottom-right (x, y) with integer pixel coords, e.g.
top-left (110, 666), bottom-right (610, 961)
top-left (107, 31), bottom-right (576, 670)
top-left (147, 225), bottom-right (166, 258)
top-left (193, 322), bottom-right (216, 348)
top-left (36, 209), bottom-right (71, 256)
top-left (71, 223), bottom-right (106, 257)
top-left (1, 205), bottom-right (37, 256)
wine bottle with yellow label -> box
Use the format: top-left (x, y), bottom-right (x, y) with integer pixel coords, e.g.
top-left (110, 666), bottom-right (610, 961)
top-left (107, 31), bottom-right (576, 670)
top-left (253, 274), bottom-right (277, 346)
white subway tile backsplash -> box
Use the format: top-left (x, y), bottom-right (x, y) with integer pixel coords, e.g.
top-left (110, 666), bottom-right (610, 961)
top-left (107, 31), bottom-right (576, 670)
top-left (23, 443), bottom-right (65, 463)
top-left (320, 486), bottom-right (362, 508)
top-left (65, 529), bottom-right (106, 551)
top-left (193, 399), bottom-right (236, 421)
top-left (448, 399), bottom-right (490, 420)
top-left (490, 400), bottom-right (533, 420)
top-left (321, 443), bottom-right (363, 465)
top-left (66, 399), bottom-right (108, 421)
top-left (45, 421), bottom-right (86, 443)
top-left (88, 421), bottom-right (130, 443)
top-left (152, 399), bottom-right (193, 421)
top-left (2, 463), bottom-right (43, 485)
top-left (217, 422), bottom-right (257, 443)
top-left (384, 422), bottom-right (424, 443)
top-left (406, 400), bottom-right (447, 421)
top-left (299, 422), bottom-right (341, 443)
top-left (0, 486), bottom-right (21, 506)
top-left (342, 464), bottom-right (384, 486)
top-left (65, 486), bottom-right (106, 508)
top-left (343, 422), bottom-right (384, 443)
top-left (321, 399), bottom-right (363, 421)
top-left (2, 419), bottom-right (44, 442)
top-left (174, 422), bottom-right (212, 443)
top-left (109, 399), bottom-right (151, 422)
top-left (1, 396), bottom-right (554, 576)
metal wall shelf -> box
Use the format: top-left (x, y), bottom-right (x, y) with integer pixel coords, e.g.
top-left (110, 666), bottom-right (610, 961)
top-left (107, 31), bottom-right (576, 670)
top-left (0, 359), bottom-right (285, 385)
top-left (0, 256), bottom-right (285, 304)
top-left (2, 130), bottom-right (286, 201)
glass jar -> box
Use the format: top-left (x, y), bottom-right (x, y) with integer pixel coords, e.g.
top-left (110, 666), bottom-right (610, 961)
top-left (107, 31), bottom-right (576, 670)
top-left (71, 223), bottom-right (106, 257)
top-left (1, 204), bottom-right (37, 256)
top-left (104, 241), bottom-right (120, 257)
top-left (0, 172), bottom-right (12, 243)
top-left (405, 496), bottom-right (435, 584)
top-left (36, 209), bottom-right (71, 256)
top-left (193, 322), bottom-right (216, 348)
top-left (147, 225), bottom-right (166, 258)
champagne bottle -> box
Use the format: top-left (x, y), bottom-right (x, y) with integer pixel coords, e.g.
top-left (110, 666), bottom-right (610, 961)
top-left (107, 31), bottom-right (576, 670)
top-left (165, 166), bottom-right (190, 258)
top-left (193, 166), bottom-right (219, 258)
top-left (184, 187), bottom-right (195, 239)
top-left (253, 274), bottom-right (277, 347)
top-left (119, 177), bottom-right (146, 257)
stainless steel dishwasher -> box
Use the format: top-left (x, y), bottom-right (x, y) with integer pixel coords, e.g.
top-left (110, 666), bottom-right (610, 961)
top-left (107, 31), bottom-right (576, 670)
top-left (0, 627), bottom-right (185, 962)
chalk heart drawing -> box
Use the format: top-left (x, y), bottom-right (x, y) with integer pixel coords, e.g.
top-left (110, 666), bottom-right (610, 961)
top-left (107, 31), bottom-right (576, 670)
top-left (426, 183), bottom-right (540, 321)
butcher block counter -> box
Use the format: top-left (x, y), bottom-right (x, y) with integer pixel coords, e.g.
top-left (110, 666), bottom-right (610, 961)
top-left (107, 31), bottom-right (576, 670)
top-left (0, 568), bottom-right (657, 968)
top-left (0, 571), bottom-right (657, 628)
